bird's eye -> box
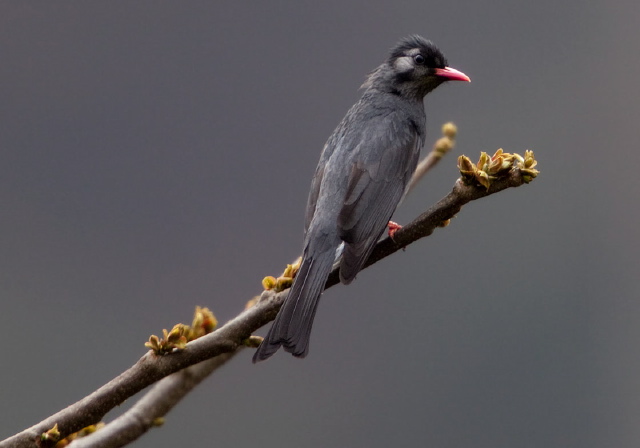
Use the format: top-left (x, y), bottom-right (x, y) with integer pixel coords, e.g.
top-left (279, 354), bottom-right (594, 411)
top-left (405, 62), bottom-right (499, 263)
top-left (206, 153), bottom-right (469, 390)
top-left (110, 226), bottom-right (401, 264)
top-left (413, 54), bottom-right (425, 65)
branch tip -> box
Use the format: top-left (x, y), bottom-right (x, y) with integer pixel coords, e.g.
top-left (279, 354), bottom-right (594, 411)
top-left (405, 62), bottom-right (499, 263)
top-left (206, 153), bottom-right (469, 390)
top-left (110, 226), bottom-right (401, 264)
top-left (458, 148), bottom-right (539, 190)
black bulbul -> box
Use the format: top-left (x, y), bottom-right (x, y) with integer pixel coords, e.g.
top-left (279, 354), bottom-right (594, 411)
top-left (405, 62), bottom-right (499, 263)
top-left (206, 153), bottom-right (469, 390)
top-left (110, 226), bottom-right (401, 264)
top-left (254, 35), bottom-right (470, 362)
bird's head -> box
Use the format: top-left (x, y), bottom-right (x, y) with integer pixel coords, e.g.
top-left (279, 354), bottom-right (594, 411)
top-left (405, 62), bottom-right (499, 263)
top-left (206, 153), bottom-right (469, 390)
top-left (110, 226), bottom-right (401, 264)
top-left (364, 35), bottom-right (470, 100)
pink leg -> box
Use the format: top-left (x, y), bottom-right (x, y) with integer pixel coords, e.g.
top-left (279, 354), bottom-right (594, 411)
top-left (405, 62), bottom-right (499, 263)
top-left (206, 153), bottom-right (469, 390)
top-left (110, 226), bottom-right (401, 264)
top-left (387, 221), bottom-right (402, 239)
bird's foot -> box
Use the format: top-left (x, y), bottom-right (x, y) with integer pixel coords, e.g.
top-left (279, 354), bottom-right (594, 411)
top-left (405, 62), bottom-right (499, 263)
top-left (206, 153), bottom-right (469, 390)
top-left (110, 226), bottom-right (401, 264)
top-left (387, 221), bottom-right (402, 240)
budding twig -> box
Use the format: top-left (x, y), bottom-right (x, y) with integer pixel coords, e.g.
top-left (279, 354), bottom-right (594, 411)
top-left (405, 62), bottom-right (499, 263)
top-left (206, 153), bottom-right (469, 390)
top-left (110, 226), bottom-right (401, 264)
top-left (1, 129), bottom-right (539, 448)
top-left (406, 122), bottom-right (459, 194)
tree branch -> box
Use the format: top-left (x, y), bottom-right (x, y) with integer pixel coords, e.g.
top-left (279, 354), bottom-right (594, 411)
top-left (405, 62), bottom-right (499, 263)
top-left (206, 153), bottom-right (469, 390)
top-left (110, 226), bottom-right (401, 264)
top-left (1, 301), bottom-right (278, 448)
top-left (1, 151), bottom-right (537, 448)
top-left (67, 351), bottom-right (241, 448)
top-left (330, 167), bottom-right (531, 286)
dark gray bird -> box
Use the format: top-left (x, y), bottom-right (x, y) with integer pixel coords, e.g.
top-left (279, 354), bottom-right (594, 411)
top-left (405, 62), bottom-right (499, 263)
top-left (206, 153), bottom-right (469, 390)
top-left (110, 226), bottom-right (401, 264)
top-left (253, 35), bottom-right (469, 362)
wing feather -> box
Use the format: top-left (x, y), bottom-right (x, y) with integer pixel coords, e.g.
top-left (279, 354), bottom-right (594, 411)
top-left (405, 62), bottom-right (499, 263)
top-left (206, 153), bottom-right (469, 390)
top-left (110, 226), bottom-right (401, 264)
top-left (337, 112), bottom-right (421, 283)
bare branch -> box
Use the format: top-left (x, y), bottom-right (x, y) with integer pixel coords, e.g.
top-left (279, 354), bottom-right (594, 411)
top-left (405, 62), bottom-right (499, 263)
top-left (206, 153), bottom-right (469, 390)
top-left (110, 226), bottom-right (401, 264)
top-left (68, 351), bottom-right (241, 448)
top-left (1, 301), bottom-right (279, 448)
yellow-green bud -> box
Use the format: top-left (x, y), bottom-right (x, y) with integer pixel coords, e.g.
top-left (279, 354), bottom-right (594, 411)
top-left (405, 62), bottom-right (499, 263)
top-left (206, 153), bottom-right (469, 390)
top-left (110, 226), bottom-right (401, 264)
top-left (434, 137), bottom-right (453, 156)
top-left (442, 122), bottom-right (457, 140)
top-left (262, 276), bottom-right (277, 290)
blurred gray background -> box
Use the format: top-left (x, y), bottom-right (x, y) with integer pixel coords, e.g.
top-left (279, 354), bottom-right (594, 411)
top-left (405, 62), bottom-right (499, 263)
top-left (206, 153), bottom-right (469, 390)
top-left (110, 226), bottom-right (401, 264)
top-left (1, 2), bottom-right (639, 447)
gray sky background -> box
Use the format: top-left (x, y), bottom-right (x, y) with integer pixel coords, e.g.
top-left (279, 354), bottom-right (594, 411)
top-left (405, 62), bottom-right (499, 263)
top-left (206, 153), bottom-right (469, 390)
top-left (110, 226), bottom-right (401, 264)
top-left (2, 2), bottom-right (639, 447)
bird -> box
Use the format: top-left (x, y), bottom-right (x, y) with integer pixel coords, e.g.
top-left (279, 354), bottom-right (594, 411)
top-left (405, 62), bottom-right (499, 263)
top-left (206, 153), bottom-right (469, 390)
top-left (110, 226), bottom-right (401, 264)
top-left (253, 35), bottom-right (470, 362)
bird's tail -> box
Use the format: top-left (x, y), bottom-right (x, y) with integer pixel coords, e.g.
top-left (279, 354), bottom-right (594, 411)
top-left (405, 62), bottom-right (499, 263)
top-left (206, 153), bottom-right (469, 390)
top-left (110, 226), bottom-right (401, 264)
top-left (253, 247), bottom-right (336, 362)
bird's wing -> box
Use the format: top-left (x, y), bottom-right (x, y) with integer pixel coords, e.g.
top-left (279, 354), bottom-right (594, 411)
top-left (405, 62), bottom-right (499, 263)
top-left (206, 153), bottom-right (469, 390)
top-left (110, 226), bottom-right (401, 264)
top-left (337, 113), bottom-right (421, 283)
top-left (304, 131), bottom-right (344, 236)
top-left (304, 162), bottom-right (324, 236)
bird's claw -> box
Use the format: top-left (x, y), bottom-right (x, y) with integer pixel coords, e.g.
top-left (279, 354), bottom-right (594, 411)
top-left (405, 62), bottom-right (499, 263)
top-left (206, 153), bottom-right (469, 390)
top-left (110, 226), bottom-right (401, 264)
top-left (387, 221), bottom-right (402, 240)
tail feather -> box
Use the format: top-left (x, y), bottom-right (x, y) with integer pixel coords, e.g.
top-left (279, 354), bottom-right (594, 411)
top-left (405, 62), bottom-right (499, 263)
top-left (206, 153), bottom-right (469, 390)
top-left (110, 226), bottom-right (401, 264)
top-left (252, 248), bottom-right (335, 362)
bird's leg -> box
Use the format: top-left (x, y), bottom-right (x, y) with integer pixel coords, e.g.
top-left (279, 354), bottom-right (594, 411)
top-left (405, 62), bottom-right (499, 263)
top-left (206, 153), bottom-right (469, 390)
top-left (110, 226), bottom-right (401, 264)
top-left (387, 221), bottom-right (402, 240)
